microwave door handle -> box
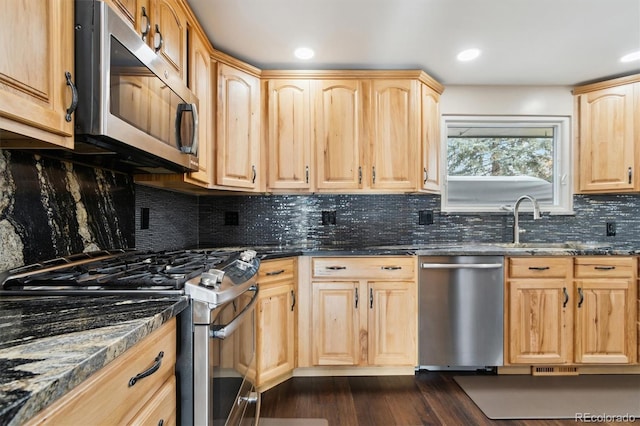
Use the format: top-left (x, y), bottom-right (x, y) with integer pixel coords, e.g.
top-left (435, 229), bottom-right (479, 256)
top-left (176, 103), bottom-right (198, 155)
top-left (211, 286), bottom-right (258, 339)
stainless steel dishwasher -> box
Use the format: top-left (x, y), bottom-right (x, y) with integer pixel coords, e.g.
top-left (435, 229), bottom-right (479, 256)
top-left (418, 255), bottom-right (504, 369)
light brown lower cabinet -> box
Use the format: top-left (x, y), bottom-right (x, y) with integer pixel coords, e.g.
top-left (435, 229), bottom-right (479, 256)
top-left (310, 257), bottom-right (417, 367)
top-left (26, 319), bottom-right (177, 425)
top-left (506, 257), bottom-right (637, 366)
top-left (236, 257), bottom-right (297, 392)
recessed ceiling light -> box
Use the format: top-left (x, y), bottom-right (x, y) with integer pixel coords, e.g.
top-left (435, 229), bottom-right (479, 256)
top-left (620, 50), bottom-right (640, 63)
top-left (294, 47), bottom-right (315, 60)
top-left (457, 48), bottom-right (481, 62)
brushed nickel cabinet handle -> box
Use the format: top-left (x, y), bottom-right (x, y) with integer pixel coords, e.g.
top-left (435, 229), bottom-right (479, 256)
top-left (358, 166), bottom-right (362, 184)
top-left (381, 266), bottom-right (402, 270)
top-left (372, 166), bottom-right (376, 184)
top-left (326, 266), bottom-right (346, 270)
top-left (562, 287), bottom-right (569, 308)
top-left (252, 165), bottom-right (257, 183)
top-left (628, 167), bottom-right (632, 184)
top-left (355, 287), bottom-right (359, 309)
top-left (305, 165), bottom-right (310, 184)
top-left (369, 287), bottom-right (373, 309)
top-left (266, 269), bottom-right (285, 276)
top-left (423, 167), bottom-right (428, 185)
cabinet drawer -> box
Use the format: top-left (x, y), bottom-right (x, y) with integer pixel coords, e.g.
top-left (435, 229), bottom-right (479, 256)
top-left (508, 257), bottom-right (571, 278)
top-left (27, 319), bottom-right (176, 425)
top-left (312, 257), bottom-right (415, 279)
top-left (259, 257), bottom-right (296, 284)
top-left (131, 375), bottom-right (177, 425)
top-left (574, 257), bottom-right (635, 278)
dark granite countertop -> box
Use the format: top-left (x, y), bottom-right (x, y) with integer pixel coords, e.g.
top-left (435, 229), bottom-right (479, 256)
top-left (0, 295), bottom-right (188, 426)
top-left (241, 242), bottom-right (640, 259)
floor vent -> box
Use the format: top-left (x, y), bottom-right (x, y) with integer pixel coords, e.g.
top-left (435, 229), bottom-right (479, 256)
top-left (531, 366), bottom-right (579, 376)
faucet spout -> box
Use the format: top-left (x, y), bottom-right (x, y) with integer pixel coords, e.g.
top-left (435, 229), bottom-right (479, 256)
top-left (513, 195), bottom-right (542, 244)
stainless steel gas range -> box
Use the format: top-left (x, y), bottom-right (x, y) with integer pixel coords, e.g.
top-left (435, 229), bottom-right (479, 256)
top-left (0, 248), bottom-right (261, 426)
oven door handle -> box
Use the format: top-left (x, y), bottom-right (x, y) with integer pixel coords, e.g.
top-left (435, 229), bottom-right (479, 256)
top-left (210, 285), bottom-right (259, 339)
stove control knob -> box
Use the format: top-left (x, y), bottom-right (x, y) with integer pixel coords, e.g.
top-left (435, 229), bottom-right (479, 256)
top-left (240, 250), bottom-right (257, 262)
top-left (200, 269), bottom-right (225, 288)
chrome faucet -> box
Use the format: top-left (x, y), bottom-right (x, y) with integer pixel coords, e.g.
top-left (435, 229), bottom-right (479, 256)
top-left (513, 195), bottom-right (542, 244)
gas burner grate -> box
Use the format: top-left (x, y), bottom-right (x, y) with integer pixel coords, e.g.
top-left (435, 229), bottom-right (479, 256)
top-left (0, 249), bottom-right (234, 293)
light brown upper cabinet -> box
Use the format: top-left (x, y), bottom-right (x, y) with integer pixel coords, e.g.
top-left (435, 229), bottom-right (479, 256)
top-left (420, 83), bottom-right (441, 192)
top-left (0, 0), bottom-right (75, 148)
top-left (265, 80), bottom-right (313, 190)
top-left (574, 74), bottom-right (640, 193)
top-left (182, 24), bottom-right (213, 187)
top-left (265, 71), bottom-right (443, 194)
top-left (107, 0), bottom-right (188, 84)
top-left (315, 78), bottom-right (420, 192)
top-left (216, 62), bottom-right (261, 190)
top-left (315, 79), bottom-right (366, 191)
top-left (369, 79), bottom-right (419, 191)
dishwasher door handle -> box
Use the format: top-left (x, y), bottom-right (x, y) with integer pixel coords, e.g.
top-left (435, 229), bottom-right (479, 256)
top-left (420, 263), bottom-right (503, 269)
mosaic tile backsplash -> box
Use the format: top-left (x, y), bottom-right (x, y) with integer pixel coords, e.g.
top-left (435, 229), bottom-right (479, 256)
top-left (3, 146), bottom-right (640, 272)
top-left (198, 193), bottom-right (640, 249)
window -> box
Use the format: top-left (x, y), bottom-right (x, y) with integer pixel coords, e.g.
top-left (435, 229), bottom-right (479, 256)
top-left (441, 116), bottom-right (572, 214)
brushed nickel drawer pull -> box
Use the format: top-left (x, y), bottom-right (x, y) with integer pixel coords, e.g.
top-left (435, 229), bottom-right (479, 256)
top-left (528, 266), bottom-right (550, 271)
top-left (129, 351), bottom-right (164, 387)
top-left (594, 266), bottom-right (615, 270)
top-left (326, 266), bottom-right (347, 270)
top-left (381, 266), bottom-right (402, 270)
top-left (266, 269), bottom-right (285, 276)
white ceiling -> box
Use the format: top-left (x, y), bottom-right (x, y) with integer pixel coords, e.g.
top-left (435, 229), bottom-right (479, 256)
top-left (186, 0), bottom-right (640, 86)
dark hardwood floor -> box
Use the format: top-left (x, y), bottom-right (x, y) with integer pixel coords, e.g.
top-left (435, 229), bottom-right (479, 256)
top-left (260, 371), bottom-right (618, 426)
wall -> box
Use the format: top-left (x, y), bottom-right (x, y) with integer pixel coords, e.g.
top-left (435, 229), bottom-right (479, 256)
top-left (0, 150), bottom-right (135, 271)
top-left (197, 193), bottom-right (640, 249)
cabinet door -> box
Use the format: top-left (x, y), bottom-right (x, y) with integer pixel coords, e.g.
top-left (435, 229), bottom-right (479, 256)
top-left (508, 280), bottom-right (573, 364)
top-left (578, 84), bottom-right (636, 192)
top-left (0, 0), bottom-right (74, 148)
top-left (106, 0), bottom-right (149, 35)
top-left (420, 84), bottom-right (441, 192)
top-left (369, 80), bottom-right (418, 191)
top-left (216, 63), bottom-right (261, 189)
top-left (267, 80), bottom-right (313, 190)
top-left (312, 281), bottom-right (361, 365)
top-left (150, 0), bottom-right (187, 82)
top-left (256, 283), bottom-right (295, 386)
top-left (368, 281), bottom-right (417, 365)
top-left (315, 80), bottom-right (365, 190)
top-left (574, 280), bottom-right (637, 364)
top-left (184, 28), bottom-right (212, 186)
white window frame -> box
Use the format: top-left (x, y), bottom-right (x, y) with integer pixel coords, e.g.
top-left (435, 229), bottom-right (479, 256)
top-left (440, 115), bottom-right (573, 215)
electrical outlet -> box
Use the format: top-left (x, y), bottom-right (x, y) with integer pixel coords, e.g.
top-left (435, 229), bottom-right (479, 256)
top-left (224, 211), bottom-right (239, 226)
top-left (419, 210), bottom-right (434, 225)
top-left (606, 221), bottom-right (616, 236)
top-left (322, 211), bottom-right (337, 225)
top-left (140, 208), bottom-right (150, 230)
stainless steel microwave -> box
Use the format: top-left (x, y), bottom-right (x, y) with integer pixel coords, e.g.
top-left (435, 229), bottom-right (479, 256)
top-left (74, 0), bottom-right (198, 173)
